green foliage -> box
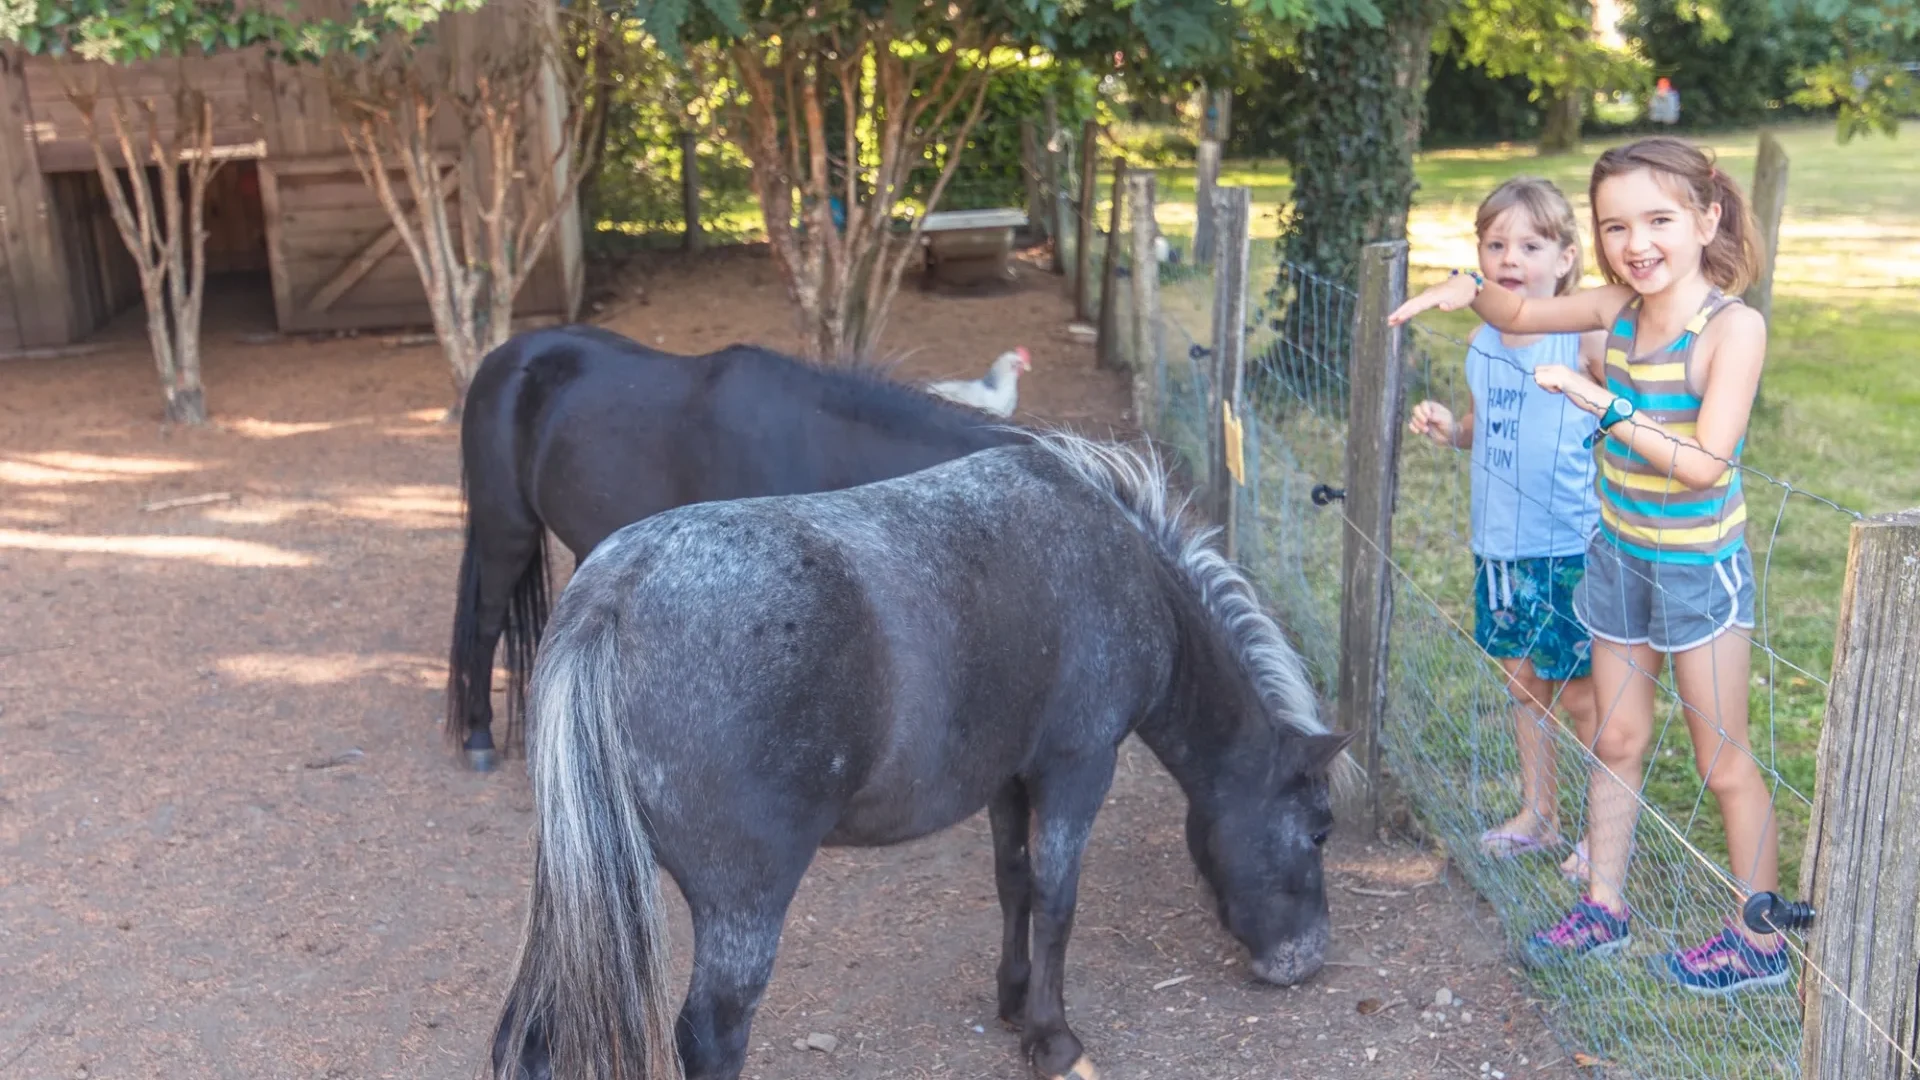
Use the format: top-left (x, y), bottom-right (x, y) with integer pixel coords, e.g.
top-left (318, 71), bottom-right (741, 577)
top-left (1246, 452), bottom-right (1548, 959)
top-left (1622, 0), bottom-right (1835, 129)
top-left (1792, 57), bottom-right (1916, 140)
top-left (1775, 0), bottom-right (1920, 139)
top-left (1, 0), bottom-right (311, 61)
top-left (1448, 0), bottom-right (1647, 103)
top-left (907, 56), bottom-right (1102, 212)
top-left (584, 34), bottom-right (758, 241)
top-left (1422, 36), bottom-right (1547, 147)
top-left (1278, 0), bottom-right (1445, 285)
top-left (0, 0), bottom-right (479, 64)
top-left (625, 0), bottom-right (1241, 79)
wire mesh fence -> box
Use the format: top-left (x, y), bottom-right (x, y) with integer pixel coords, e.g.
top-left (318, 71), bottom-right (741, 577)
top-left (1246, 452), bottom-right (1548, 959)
top-left (1131, 185), bottom-right (1873, 1077)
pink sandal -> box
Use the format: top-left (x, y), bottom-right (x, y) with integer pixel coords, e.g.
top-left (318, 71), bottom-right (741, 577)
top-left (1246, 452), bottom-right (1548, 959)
top-left (1478, 827), bottom-right (1563, 859)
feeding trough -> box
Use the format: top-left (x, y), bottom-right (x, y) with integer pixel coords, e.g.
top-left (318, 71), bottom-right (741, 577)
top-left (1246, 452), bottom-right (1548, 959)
top-left (915, 208), bottom-right (1029, 287)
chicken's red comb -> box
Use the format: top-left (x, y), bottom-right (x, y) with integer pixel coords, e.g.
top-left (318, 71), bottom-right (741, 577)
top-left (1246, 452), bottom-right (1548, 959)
top-left (1014, 346), bottom-right (1031, 367)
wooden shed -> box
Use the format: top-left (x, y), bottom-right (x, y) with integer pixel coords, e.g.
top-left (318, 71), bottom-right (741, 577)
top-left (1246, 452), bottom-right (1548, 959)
top-left (0, 13), bottom-right (582, 352)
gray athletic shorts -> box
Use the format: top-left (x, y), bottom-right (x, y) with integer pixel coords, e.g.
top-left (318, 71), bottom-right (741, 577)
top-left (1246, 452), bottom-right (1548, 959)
top-left (1571, 533), bottom-right (1755, 654)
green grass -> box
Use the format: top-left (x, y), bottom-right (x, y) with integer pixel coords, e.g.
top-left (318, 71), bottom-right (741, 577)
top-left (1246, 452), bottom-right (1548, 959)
top-left (1148, 121), bottom-right (1920, 303)
top-left (1137, 121), bottom-right (1920, 1077)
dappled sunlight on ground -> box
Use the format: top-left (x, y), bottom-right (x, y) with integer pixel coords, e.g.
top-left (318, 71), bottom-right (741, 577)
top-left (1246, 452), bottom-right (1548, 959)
top-left (220, 416), bottom-right (380, 439)
top-left (0, 528), bottom-right (314, 567)
top-left (213, 650), bottom-right (444, 690)
top-left (0, 451), bottom-right (204, 487)
top-left (198, 485), bottom-right (462, 531)
top-left (219, 409), bottom-right (453, 441)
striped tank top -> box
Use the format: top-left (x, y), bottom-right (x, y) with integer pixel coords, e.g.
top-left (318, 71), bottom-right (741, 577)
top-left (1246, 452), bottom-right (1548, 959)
top-left (1595, 289), bottom-right (1747, 565)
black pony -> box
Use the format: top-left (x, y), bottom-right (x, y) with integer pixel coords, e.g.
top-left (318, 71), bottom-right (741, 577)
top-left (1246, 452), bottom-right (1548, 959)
top-left (490, 433), bottom-right (1354, 1080)
top-left (445, 325), bottom-right (1026, 769)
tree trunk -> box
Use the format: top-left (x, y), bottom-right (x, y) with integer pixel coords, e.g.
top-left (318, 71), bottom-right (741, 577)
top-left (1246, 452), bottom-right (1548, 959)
top-left (1539, 89), bottom-right (1584, 154)
top-left (332, 9), bottom-right (598, 418)
top-left (727, 29), bottom-right (994, 363)
top-left (1283, 0), bottom-right (1443, 285)
top-left (65, 69), bottom-right (216, 425)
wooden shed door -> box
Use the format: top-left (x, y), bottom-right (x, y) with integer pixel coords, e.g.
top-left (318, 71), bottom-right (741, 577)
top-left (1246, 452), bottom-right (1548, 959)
top-left (0, 210), bottom-right (22, 352)
top-left (258, 155), bottom-right (437, 335)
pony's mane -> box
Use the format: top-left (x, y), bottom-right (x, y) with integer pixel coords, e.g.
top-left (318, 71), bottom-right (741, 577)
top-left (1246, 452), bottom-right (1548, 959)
top-left (1023, 430), bottom-right (1326, 738)
top-left (727, 343), bottom-right (1026, 433)
top-left (563, 326), bottom-right (1020, 433)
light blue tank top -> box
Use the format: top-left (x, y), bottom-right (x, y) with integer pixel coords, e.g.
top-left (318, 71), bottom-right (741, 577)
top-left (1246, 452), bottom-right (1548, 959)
top-left (1465, 325), bottom-right (1601, 561)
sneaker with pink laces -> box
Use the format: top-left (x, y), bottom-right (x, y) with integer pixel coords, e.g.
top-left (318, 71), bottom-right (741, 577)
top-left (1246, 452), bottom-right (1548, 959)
top-left (1655, 925), bottom-right (1791, 996)
top-left (1522, 896), bottom-right (1631, 968)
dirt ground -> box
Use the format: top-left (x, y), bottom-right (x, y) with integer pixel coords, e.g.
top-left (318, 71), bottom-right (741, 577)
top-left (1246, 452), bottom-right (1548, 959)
top-left (1, 247), bottom-right (1582, 1080)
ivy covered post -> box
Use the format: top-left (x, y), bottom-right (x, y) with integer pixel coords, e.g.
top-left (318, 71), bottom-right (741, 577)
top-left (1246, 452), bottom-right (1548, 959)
top-left (0, 0), bottom-right (326, 423)
top-left (1279, 0), bottom-right (1444, 288)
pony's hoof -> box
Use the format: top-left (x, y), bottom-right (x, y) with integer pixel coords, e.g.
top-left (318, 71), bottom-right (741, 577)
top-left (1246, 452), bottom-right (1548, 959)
top-left (1049, 1056), bottom-right (1098, 1080)
top-left (465, 747), bottom-right (499, 773)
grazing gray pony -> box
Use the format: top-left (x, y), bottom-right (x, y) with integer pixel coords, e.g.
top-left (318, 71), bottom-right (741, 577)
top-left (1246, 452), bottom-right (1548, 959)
top-left (491, 432), bottom-right (1353, 1080)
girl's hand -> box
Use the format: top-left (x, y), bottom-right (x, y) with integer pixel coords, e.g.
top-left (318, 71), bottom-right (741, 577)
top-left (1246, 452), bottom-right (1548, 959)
top-left (1387, 273), bottom-right (1480, 326)
top-left (1408, 400), bottom-right (1458, 447)
top-left (1533, 364), bottom-right (1609, 416)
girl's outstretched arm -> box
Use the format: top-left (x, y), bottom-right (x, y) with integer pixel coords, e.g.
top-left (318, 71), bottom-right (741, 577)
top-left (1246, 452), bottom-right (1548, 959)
top-left (1578, 328), bottom-right (1609, 383)
top-left (1534, 307), bottom-right (1767, 491)
top-left (1388, 272), bottom-right (1635, 336)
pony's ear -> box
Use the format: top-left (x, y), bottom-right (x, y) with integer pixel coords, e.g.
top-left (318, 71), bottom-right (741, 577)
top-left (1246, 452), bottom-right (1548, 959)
top-left (1299, 730), bottom-right (1357, 775)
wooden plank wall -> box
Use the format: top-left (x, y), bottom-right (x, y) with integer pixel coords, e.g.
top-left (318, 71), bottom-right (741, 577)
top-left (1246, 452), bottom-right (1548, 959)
top-left (1, 0), bottom-right (581, 344)
top-left (0, 217), bottom-right (19, 351)
top-left (0, 52), bottom-right (73, 348)
top-left (45, 170), bottom-right (143, 337)
top-left (261, 155), bottom-right (445, 333)
top-left (19, 52), bottom-right (266, 172)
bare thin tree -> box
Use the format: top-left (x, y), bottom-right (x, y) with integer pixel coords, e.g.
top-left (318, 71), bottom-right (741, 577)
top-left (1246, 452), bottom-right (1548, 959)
top-left (61, 62), bottom-right (222, 424)
top-left (728, 26), bottom-right (1002, 362)
top-left (327, 0), bottom-right (605, 411)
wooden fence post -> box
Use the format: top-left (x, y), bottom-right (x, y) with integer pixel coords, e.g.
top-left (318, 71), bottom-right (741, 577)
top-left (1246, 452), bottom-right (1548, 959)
top-left (1075, 119), bottom-right (1099, 322)
top-left (1745, 131), bottom-right (1789, 322)
top-left (680, 130), bottom-right (702, 252)
top-left (1096, 156), bottom-right (1126, 371)
top-left (1021, 119), bottom-right (1048, 244)
top-left (1336, 239), bottom-right (1409, 827)
top-left (1797, 508), bottom-right (1920, 1079)
top-left (1044, 95), bottom-right (1063, 275)
top-left (1127, 171), bottom-right (1160, 431)
top-left (1193, 138), bottom-right (1221, 265)
top-left (1205, 186), bottom-right (1251, 559)
top-left (1206, 86), bottom-right (1233, 142)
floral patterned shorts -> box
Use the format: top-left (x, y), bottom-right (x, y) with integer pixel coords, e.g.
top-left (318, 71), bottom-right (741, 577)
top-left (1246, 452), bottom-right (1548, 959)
top-left (1472, 553), bottom-right (1593, 682)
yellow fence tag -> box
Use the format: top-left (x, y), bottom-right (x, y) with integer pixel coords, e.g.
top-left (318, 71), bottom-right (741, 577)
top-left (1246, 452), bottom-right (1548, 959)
top-left (1222, 399), bottom-right (1245, 487)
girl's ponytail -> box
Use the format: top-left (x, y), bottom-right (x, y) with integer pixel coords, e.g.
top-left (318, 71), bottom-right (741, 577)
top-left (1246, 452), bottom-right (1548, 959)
top-left (1703, 165), bottom-right (1763, 295)
top-left (1588, 136), bottom-right (1764, 295)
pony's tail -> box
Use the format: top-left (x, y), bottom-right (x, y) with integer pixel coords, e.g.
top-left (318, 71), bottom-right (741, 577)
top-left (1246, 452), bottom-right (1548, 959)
top-left (445, 515), bottom-right (489, 753)
top-left (500, 528), bottom-right (552, 758)
top-left (443, 506), bottom-right (551, 761)
top-left (494, 624), bottom-right (681, 1080)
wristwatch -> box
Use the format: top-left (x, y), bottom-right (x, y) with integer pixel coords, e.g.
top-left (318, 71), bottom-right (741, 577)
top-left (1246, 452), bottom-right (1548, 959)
top-left (1584, 396), bottom-right (1636, 448)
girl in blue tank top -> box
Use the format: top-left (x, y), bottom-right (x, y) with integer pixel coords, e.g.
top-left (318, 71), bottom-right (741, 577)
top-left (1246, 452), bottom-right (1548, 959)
top-left (1406, 177), bottom-right (1604, 882)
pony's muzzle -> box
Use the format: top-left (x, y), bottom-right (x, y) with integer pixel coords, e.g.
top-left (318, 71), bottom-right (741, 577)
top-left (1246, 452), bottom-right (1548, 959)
top-left (1249, 926), bottom-right (1329, 986)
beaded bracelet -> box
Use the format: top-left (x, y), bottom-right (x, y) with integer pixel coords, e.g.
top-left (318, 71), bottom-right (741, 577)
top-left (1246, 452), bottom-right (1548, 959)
top-left (1448, 268), bottom-right (1485, 293)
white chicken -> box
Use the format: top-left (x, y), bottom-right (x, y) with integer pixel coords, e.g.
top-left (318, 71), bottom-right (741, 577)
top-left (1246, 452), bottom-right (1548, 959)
top-left (923, 347), bottom-right (1031, 418)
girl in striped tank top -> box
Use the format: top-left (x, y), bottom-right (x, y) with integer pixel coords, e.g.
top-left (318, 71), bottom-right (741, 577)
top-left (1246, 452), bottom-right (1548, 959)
top-left (1390, 137), bottom-right (1788, 996)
